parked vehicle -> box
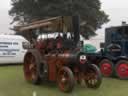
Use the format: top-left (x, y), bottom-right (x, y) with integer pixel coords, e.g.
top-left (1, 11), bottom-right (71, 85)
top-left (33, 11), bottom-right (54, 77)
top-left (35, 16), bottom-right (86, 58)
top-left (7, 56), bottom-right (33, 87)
top-left (99, 24), bottom-right (128, 79)
top-left (16, 16), bottom-right (102, 92)
top-left (87, 23), bottom-right (128, 79)
top-left (0, 35), bottom-right (29, 64)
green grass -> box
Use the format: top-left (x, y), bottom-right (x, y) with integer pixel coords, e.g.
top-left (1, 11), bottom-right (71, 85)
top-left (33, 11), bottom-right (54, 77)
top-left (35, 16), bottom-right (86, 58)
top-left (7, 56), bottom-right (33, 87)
top-left (0, 65), bottom-right (128, 96)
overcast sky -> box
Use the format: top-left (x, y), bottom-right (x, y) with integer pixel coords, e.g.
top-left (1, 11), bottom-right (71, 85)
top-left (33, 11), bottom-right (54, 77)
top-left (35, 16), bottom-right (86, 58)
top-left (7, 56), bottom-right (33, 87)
top-left (0, 0), bottom-right (128, 35)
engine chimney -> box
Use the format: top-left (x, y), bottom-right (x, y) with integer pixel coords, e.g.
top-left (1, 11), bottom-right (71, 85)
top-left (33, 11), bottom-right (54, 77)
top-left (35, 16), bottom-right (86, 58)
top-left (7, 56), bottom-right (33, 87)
top-left (72, 15), bottom-right (80, 45)
top-left (122, 21), bottom-right (126, 25)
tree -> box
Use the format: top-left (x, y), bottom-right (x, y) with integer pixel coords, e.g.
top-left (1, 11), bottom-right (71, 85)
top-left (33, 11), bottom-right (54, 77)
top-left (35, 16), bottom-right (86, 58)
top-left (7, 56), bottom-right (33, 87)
top-left (9, 0), bottom-right (109, 39)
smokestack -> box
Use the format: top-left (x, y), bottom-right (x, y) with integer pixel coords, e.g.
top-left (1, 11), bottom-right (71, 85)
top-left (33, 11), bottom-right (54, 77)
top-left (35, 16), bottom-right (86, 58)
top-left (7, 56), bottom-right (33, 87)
top-left (72, 15), bottom-right (80, 45)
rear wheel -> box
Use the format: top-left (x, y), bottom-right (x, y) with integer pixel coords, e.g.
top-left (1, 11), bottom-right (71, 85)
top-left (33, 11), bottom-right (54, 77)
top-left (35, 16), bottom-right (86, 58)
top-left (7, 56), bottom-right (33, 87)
top-left (99, 59), bottom-right (114, 77)
top-left (85, 64), bottom-right (102, 88)
top-left (57, 67), bottom-right (75, 92)
top-left (115, 60), bottom-right (128, 79)
top-left (24, 53), bottom-right (41, 84)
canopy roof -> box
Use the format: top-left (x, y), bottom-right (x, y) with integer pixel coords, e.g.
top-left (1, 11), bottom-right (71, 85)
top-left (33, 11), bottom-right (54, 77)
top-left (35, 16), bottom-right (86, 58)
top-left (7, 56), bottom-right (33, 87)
top-left (15, 16), bottom-right (73, 33)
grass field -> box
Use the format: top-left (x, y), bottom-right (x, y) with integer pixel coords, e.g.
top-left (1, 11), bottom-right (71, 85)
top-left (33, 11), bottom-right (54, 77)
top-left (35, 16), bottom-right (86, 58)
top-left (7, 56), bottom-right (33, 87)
top-left (0, 65), bottom-right (128, 96)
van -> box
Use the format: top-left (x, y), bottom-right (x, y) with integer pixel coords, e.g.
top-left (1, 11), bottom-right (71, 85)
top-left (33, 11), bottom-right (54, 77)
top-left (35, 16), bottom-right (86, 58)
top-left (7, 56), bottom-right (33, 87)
top-left (0, 35), bottom-right (29, 64)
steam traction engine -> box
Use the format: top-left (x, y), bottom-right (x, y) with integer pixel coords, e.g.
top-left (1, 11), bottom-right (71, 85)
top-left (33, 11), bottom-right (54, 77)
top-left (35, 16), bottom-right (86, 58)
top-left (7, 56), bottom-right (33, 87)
top-left (16, 16), bottom-right (102, 92)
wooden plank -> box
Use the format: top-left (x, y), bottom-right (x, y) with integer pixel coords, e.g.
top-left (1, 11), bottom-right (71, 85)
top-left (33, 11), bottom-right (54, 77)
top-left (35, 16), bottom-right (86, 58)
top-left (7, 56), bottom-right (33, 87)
top-left (19, 22), bottom-right (52, 32)
top-left (29, 16), bottom-right (61, 25)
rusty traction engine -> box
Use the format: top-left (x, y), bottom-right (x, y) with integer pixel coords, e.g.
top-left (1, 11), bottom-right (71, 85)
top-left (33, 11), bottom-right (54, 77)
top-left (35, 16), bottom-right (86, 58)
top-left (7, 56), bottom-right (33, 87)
top-left (16, 16), bottom-right (102, 92)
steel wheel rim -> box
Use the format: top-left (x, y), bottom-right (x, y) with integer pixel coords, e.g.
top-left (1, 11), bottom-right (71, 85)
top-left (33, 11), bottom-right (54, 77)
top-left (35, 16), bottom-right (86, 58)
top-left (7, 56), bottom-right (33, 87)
top-left (58, 70), bottom-right (70, 91)
top-left (86, 71), bottom-right (98, 86)
top-left (117, 63), bottom-right (128, 78)
top-left (101, 63), bottom-right (113, 77)
top-left (24, 54), bottom-right (37, 81)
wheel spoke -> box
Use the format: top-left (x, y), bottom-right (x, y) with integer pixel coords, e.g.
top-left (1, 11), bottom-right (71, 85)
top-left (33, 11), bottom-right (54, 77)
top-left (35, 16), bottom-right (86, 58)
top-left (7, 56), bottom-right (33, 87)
top-left (29, 63), bottom-right (35, 70)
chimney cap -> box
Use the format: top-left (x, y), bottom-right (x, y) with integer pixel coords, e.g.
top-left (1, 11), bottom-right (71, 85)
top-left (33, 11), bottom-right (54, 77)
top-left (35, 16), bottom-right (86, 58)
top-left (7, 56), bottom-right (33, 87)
top-left (122, 21), bottom-right (126, 25)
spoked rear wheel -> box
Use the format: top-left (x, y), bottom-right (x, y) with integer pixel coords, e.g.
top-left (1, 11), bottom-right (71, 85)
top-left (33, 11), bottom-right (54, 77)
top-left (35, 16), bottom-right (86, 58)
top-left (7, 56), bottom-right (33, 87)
top-left (24, 53), bottom-right (41, 84)
top-left (85, 64), bottom-right (102, 88)
top-left (57, 67), bottom-right (75, 92)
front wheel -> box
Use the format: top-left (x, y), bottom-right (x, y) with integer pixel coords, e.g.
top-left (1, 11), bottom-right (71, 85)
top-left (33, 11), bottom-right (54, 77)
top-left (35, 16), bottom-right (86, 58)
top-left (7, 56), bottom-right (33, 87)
top-left (57, 67), bottom-right (75, 92)
top-left (99, 59), bottom-right (114, 77)
top-left (115, 60), bottom-right (128, 79)
top-left (85, 64), bottom-right (102, 88)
